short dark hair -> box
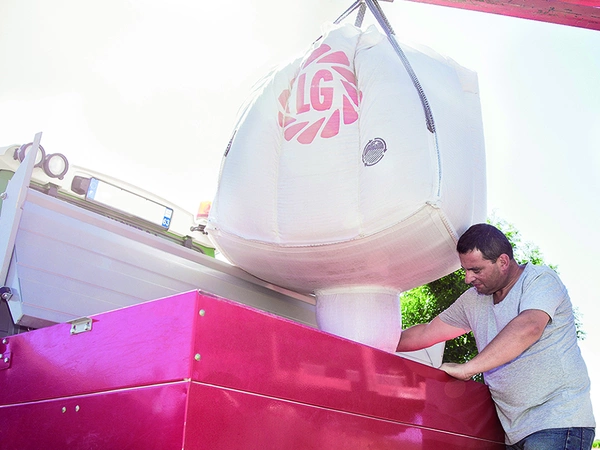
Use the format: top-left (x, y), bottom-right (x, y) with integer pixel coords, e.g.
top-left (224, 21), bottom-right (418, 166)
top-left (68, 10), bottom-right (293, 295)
top-left (457, 223), bottom-right (514, 262)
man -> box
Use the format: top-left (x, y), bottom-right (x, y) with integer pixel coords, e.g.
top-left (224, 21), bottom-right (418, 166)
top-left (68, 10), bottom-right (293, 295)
top-left (397, 223), bottom-right (595, 449)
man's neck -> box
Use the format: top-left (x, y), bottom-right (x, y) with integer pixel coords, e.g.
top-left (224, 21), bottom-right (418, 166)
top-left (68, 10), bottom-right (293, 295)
top-left (493, 262), bottom-right (526, 304)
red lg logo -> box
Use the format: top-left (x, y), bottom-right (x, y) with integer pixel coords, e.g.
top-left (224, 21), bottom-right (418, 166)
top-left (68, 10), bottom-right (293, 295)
top-left (278, 44), bottom-right (361, 145)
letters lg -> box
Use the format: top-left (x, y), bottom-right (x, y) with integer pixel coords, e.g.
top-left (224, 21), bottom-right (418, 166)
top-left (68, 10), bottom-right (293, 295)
top-left (296, 69), bottom-right (334, 114)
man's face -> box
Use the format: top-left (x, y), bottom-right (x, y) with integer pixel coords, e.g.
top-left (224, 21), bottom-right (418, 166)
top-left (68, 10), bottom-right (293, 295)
top-left (459, 249), bottom-right (504, 295)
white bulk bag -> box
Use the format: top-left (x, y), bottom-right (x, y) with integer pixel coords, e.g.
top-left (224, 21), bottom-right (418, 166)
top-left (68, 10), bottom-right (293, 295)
top-left (207, 23), bottom-right (486, 352)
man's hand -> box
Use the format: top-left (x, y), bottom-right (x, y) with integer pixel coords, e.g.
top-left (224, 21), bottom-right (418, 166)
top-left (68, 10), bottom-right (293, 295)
top-left (440, 309), bottom-right (550, 379)
top-left (440, 362), bottom-right (473, 381)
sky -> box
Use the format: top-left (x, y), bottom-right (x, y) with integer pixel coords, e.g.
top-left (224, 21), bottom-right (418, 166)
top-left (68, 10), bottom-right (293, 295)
top-left (1, 0), bottom-right (599, 419)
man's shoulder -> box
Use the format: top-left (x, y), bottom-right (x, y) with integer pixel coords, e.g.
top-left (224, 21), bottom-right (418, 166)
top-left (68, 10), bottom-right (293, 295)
top-left (521, 263), bottom-right (562, 287)
top-left (519, 263), bottom-right (569, 314)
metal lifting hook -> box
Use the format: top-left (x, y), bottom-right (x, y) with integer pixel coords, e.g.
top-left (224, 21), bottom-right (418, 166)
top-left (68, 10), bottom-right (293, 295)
top-left (333, 0), bottom-right (436, 134)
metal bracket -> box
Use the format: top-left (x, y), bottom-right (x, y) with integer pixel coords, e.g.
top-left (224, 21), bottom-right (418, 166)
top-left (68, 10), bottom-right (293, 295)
top-left (0, 338), bottom-right (11, 370)
top-left (69, 317), bottom-right (93, 335)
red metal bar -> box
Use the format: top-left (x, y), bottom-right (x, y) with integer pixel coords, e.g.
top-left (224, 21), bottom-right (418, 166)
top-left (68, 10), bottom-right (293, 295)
top-left (403, 0), bottom-right (600, 31)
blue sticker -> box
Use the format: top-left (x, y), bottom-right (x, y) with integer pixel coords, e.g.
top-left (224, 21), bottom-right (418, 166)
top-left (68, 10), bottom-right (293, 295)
top-left (87, 178), bottom-right (99, 200)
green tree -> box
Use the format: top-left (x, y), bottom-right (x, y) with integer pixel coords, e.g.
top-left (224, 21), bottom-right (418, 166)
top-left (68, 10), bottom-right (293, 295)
top-left (401, 217), bottom-right (585, 381)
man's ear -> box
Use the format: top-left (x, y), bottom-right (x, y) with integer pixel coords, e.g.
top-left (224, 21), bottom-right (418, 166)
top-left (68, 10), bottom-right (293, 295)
top-left (498, 253), bottom-right (510, 270)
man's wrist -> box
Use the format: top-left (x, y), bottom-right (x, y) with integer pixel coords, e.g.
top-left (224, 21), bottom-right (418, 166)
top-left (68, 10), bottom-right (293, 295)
top-left (462, 361), bottom-right (478, 380)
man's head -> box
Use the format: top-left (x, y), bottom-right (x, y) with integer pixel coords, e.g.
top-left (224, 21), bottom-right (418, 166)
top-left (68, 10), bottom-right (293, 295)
top-left (457, 224), bottom-right (516, 296)
top-left (457, 223), bottom-right (513, 262)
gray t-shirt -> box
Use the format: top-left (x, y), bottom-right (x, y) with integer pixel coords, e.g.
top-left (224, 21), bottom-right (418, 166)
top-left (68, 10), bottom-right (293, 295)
top-left (439, 263), bottom-right (595, 444)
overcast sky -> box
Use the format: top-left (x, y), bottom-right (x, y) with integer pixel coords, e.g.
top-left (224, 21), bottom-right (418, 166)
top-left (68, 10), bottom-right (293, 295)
top-left (1, 0), bottom-right (599, 416)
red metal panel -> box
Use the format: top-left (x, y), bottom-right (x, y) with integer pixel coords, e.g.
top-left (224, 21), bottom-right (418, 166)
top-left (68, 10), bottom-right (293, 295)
top-left (0, 291), bottom-right (199, 405)
top-left (184, 382), bottom-right (504, 449)
top-left (0, 383), bottom-right (189, 450)
top-left (0, 290), bottom-right (504, 447)
top-left (0, 380), bottom-right (503, 449)
top-left (191, 293), bottom-right (504, 443)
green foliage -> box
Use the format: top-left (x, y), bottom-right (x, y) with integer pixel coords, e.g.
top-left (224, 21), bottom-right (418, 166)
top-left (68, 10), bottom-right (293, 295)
top-left (401, 271), bottom-right (481, 380)
top-left (401, 216), bottom-right (585, 382)
top-left (592, 439), bottom-right (600, 448)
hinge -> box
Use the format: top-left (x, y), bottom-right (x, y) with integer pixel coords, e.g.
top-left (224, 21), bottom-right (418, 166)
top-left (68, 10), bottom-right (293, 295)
top-left (69, 317), bottom-right (93, 335)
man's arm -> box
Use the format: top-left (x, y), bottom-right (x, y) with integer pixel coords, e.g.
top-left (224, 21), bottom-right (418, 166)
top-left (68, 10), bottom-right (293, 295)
top-left (396, 316), bottom-right (468, 352)
top-left (440, 309), bottom-right (550, 380)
